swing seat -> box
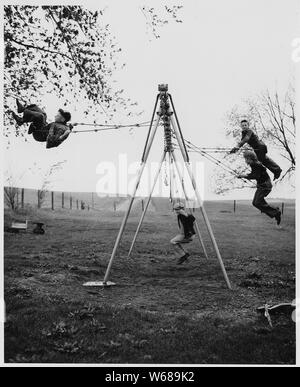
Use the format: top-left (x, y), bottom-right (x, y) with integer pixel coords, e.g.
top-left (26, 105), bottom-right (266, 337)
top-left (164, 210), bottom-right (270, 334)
top-left (9, 219), bottom-right (28, 233)
top-left (83, 281), bottom-right (116, 287)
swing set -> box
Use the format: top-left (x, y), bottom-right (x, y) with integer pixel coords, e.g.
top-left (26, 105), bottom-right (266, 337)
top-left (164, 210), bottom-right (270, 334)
top-left (82, 84), bottom-right (233, 290)
top-left (6, 84), bottom-right (254, 290)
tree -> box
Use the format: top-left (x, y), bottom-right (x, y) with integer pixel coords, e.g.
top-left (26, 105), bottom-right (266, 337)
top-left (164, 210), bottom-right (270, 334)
top-left (141, 5), bottom-right (183, 40)
top-left (4, 186), bottom-right (19, 211)
top-left (4, 5), bottom-right (127, 136)
top-left (4, 169), bottom-right (25, 210)
top-left (4, 5), bottom-right (184, 139)
top-left (37, 161), bottom-right (66, 208)
top-left (214, 86), bottom-right (296, 194)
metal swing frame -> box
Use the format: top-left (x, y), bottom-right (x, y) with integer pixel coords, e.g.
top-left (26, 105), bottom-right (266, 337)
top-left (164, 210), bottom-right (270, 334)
top-left (83, 84), bottom-right (232, 290)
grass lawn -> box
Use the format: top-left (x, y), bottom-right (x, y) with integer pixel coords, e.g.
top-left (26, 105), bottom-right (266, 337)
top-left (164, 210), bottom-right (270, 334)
top-left (4, 200), bottom-right (296, 364)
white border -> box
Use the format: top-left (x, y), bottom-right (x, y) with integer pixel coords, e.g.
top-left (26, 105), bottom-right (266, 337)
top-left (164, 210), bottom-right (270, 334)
top-left (0, 0), bottom-right (298, 368)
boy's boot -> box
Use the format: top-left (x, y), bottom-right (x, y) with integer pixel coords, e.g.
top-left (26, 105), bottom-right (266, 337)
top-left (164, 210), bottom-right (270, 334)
top-left (11, 111), bottom-right (24, 126)
top-left (16, 99), bottom-right (26, 113)
top-left (177, 252), bottom-right (190, 265)
top-left (275, 209), bottom-right (281, 226)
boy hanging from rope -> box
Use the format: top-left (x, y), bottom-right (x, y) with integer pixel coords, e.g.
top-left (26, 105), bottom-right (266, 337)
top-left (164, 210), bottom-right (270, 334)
top-left (237, 150), bottom-right (281, 225)
top-left (170, 202), bottom-right (196, 264)
top-left (10, 99), bottom-right (77, 148)
top-left (230, 119), bottom-right (282, 180)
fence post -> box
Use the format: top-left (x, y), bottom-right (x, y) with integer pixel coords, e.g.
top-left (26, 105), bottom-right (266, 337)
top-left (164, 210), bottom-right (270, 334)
top-left (114, 202), bottom-right (116, 212)
top-left (76, 199), bottom-right (79, 210)
top-left (70, 196), bottom-right (72, 210)
top-left (142, 199), bottom-right (144, 212)
top-left (234, 200), bottom-right (236, 213)
top-left (281, 202), bottom-right (284, 216)
top-left (51, 192), bottom-right (54, 210)
top-left (16, 188), bottom-right (19, 208)
top-left (37, 190), bottom-right (41, 209)
top-left (62, 192), bottom-right (64, 209)
top-left (21, 188), bottom-right (24, 209)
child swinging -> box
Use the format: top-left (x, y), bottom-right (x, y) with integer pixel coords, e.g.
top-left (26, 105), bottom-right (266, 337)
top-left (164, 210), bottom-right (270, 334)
top-left (11, 99), bottom-right (77, 148)
top-left (237, 150), bottom-right (281, 225)
top-left (230, 119), bottom-right (282, 181)
top-left (170, 202), bottom-right (196, 264)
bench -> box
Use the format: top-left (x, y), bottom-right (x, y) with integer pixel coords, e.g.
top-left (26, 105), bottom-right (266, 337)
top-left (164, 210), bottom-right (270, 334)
top-left (9, 220), bottom-right (28, 233)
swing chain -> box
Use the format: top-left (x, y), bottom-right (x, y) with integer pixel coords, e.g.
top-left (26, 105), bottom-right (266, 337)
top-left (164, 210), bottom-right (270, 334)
top-left (159, 89), bottom-right (173, 153)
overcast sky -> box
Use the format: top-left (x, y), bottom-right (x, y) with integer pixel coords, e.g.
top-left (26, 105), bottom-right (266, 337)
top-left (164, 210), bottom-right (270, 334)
top-left (4, 0), bottom-right (299, 199)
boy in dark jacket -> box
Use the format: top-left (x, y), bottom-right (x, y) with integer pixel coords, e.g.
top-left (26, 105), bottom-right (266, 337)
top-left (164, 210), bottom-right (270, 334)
top-left (170, 202), bottom-right (196, 264)
top-left (11, 99), bottom-right (76, 149)
top-left (238, 150), bottom-right (281, 225)
top-left (230, 119), bottom-right (282, 180)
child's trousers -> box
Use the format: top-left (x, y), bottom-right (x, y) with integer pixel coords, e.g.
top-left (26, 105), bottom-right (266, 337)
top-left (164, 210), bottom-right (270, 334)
top-left (23, 104), bottom-right (49, 142)
top-left (170, 234), bottom-right (195, 257)
top-left (254, 145), bottom-right (281, 176)
top-left (252, 187), bottom-right (280, 218)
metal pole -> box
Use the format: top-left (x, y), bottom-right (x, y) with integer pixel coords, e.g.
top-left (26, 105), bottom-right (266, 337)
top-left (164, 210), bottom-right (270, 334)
top-left (100, 113), bottom-right (161, 285)
top-left (51, 191), bottom-right (54, 210)
top-left (171, 151), bottom-right (209, 260)
top-left (185, 161), bottom-right (231, 289)
top-left (281, 202), bottom-right (284, 216)
top-left (142, 95), bottom-right (160, 162)
top-left (62, 192), bottom-right (64, 209)
top-left (168, 152), bottom-right (174, 203)
top-left (143, 118), bottom-right (160, 161)
top-left (168, 94), bottom-right (189, 162)
top-left (128, 151), bottom-right (166, 257)
top-left (170, 114), bottom-right (232, 290)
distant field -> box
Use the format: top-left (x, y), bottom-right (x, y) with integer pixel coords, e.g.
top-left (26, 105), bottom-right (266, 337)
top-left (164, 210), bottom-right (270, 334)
top-left (4, 200), bottom-right (295, 364)
top-left (5, 186), bottom-right (294, 212)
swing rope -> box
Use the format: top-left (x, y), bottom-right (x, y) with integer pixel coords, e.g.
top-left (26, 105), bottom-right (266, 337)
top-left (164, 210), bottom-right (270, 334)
top-left (72, 121), bottom-right (151, 133)
top-left (5, 100), bottom-right (256, 189)
top-left (187, 142), bottom-right (253, 186)
top-left (174, 137), bottom-right (255, 187)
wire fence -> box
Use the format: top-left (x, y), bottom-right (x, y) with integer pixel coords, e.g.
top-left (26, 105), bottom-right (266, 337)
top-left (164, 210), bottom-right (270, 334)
top-left (3, 187), bottom-right (288, 216)
top-left (3, 187), bottom-right (147, 213)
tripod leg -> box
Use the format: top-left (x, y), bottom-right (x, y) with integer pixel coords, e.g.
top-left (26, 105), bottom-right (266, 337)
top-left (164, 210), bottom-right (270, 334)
top-left (170, 116), bottom-right (232, 290)
top-left (143, 118), bottom-right (160, 161)
top-left (128, 150), bottom-right (167, 257)
top-left (169, 94), bottom-right (189, 162)
top-left (171, 151), bottom-right (209, 260)
top-left (142, 95), bottom-right (160, 162)
top-left (84, 113), bottom-right (162, 287)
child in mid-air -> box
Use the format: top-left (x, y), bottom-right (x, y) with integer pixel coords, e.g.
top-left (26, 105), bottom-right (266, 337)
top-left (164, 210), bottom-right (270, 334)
top-left (230, 119), bottom-right (282, 180)
top-left (237, 150), bottom-right (281, 225)
top-left (11, 99), bottom-right (76, 148)
top-left (170, 202), bottom-right (196, 264)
